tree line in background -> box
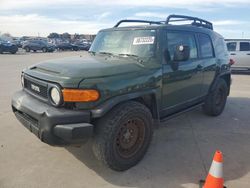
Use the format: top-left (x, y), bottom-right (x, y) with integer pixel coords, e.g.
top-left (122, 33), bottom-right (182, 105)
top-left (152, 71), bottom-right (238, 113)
top-left (47, 32), bottom-right (96, 41)
top-left (0, 32), bottom-right (12, 38)
top-left (47, 32), bottom-right (71, 39)
top-left (0, 32), bottom-right (96, 41)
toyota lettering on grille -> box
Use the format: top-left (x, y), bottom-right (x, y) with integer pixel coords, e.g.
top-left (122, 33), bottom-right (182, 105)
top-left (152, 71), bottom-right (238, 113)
top-left (31, 84), bottom-right (40, 93)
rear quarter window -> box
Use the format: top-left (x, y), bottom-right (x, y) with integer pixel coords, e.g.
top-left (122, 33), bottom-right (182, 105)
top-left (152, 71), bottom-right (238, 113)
top-left (198, 34), bottom-right (214, 58)
top-left (215, 38), bottom-right (229, 58)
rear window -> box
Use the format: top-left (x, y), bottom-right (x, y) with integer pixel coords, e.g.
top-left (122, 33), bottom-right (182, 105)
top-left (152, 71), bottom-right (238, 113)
top-left (226, 42), bottom-right (237, 51)
top-left (240, 42), bottom-right (250, 51)
top-left (198, 34), bottom-right (214, 58)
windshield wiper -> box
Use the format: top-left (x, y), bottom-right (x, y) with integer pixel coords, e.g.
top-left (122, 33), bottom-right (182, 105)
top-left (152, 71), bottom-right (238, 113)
top-left (88, 51), bottom-right (96, 55)
top-left (118, 53), bottom-right (139, 58)
top-left (99, 51), bottom-right (114, 56)
top-left (118, 53), bottom-right (145, 67)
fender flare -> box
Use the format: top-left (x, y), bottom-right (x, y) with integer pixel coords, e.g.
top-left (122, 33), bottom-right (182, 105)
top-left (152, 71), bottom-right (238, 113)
top-left (209, 70), bottom-right (231, 94)
top-left (91, 89), bottom-right (160, 119)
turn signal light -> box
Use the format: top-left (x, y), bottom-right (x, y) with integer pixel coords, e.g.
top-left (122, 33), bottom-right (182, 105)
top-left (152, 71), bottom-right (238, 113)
top-left (62, 89), bottom-right (100, 102)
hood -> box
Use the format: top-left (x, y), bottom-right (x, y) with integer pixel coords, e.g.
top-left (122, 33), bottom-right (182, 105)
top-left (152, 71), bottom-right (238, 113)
top-left (24, 54), bottom-right (146, 88)
top-left (1, 41), bottom-right (15, 46)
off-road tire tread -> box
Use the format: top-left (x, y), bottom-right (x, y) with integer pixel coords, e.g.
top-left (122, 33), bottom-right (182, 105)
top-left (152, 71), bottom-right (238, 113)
top-left (203, 78), bottom-right (228, 116)
top-left (93, 101), bottom-right (153, 171)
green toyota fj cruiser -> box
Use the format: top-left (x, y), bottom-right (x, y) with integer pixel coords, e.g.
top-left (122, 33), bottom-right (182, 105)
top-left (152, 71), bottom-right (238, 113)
top-left (12, 15), bottom-right (231, 171)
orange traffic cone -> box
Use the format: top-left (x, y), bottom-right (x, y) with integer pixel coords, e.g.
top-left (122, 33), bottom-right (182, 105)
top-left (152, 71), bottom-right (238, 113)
top-left (202, 150), bottom-right (225, 188)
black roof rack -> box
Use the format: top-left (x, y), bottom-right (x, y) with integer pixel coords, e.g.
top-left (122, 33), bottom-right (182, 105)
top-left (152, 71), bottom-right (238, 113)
top-left (113, 15), bottom-right (213, 30)
top-left (114, 20), bottom-right (163, 27)
top-left (166, 14), bottom-right (213, 30)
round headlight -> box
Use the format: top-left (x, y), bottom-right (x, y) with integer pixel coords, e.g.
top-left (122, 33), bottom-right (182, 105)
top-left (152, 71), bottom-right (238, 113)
top-left (50, 87), bottom-right (61, 105)
top-left (21, 74), bottom-right (24, 88)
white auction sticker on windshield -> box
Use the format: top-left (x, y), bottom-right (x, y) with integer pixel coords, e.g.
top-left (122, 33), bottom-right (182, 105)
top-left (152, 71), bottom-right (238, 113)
top-left (133, 36), bottom-right (155, 45)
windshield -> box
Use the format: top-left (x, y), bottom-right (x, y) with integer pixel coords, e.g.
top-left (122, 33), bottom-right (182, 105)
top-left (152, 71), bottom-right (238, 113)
top-left (90, 29), bottom-right (156, 58)
top-left (0, 38), bottom-right (8, 43)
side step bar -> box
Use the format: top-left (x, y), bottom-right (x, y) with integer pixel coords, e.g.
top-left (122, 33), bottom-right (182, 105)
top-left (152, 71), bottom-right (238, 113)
top-left (160, 102), bottom-right (204, 122)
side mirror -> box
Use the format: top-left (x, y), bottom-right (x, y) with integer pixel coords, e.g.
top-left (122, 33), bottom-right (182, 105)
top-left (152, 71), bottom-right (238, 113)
top-left (173, 45), bottom-right (190, 62)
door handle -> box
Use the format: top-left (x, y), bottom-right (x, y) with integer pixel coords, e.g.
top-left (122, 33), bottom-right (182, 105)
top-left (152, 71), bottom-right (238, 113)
top-left (230, 53), bottom-right (236, 55)
top-left (247, 53), bottom-right (250, 55)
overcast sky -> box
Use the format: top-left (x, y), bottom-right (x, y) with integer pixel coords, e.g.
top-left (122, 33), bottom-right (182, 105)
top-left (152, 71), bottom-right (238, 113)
top-left (0, 0), bottom-right (249, 39)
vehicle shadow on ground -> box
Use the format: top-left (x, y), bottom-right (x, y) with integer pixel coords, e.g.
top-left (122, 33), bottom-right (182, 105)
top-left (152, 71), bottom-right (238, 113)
top-left (66, 96), bottom-right (250, 188)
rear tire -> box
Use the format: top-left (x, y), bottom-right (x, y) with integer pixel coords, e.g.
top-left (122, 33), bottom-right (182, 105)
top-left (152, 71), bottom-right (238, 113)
top-left (93, 101), bottom-right (153, 171)
top-left (42, 47), bottom-right (47, 53)
top-left (203, 78), bottom-right (228, 116)
top-left (25, 47), bottom-right (30, 52)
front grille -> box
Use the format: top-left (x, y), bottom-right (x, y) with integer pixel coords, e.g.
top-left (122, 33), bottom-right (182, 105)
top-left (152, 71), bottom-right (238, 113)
top-left (14, 108), bottom-right (39, 128)
top-left (24, 76), bottom-right (48, 99)
top-left (13, 107), bottom-right (40, 138)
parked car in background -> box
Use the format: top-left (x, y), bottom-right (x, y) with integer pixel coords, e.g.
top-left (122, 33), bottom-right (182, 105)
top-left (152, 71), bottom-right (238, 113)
top-left (226, 39), bottom-right (250, 71)
top-left (12, 37), bottom-right (22, 48)
top-left (0, 39), bottom-right (18, 54)
top-left (72, 42), bottom-right (91, 51)
top-left (56, 42), bottom-right (78, 51)
top-left (22, 40), bottom-right (55, 52)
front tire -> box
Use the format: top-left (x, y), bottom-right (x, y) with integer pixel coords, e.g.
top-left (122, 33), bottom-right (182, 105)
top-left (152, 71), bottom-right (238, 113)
top-left (93, 101), bottom-right (153, 171)
top-left (203, 78), bottom-right (228, 116)
top-left (11, 50), bottom-right (17, 54)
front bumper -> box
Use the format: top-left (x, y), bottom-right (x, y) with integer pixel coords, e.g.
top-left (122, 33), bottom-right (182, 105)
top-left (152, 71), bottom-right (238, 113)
top-left (12, 90), bottom-right (93, 145)
top-left (3, 45), bottom-right (18, 52)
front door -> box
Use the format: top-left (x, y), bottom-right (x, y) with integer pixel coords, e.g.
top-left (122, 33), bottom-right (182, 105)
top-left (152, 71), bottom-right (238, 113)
top-left (161, 30), bottom-right (203, 117)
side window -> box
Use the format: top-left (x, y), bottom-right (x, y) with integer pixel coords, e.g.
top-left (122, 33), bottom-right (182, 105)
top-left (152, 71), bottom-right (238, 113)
top-left (198, 34), bottom-right (214, 58)
top-left (166, 31), bottom-right (197, 62)
top-left (226, 42), bottom-right (237, 52)
top-left (240, 42), bottom-right (250, 51)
